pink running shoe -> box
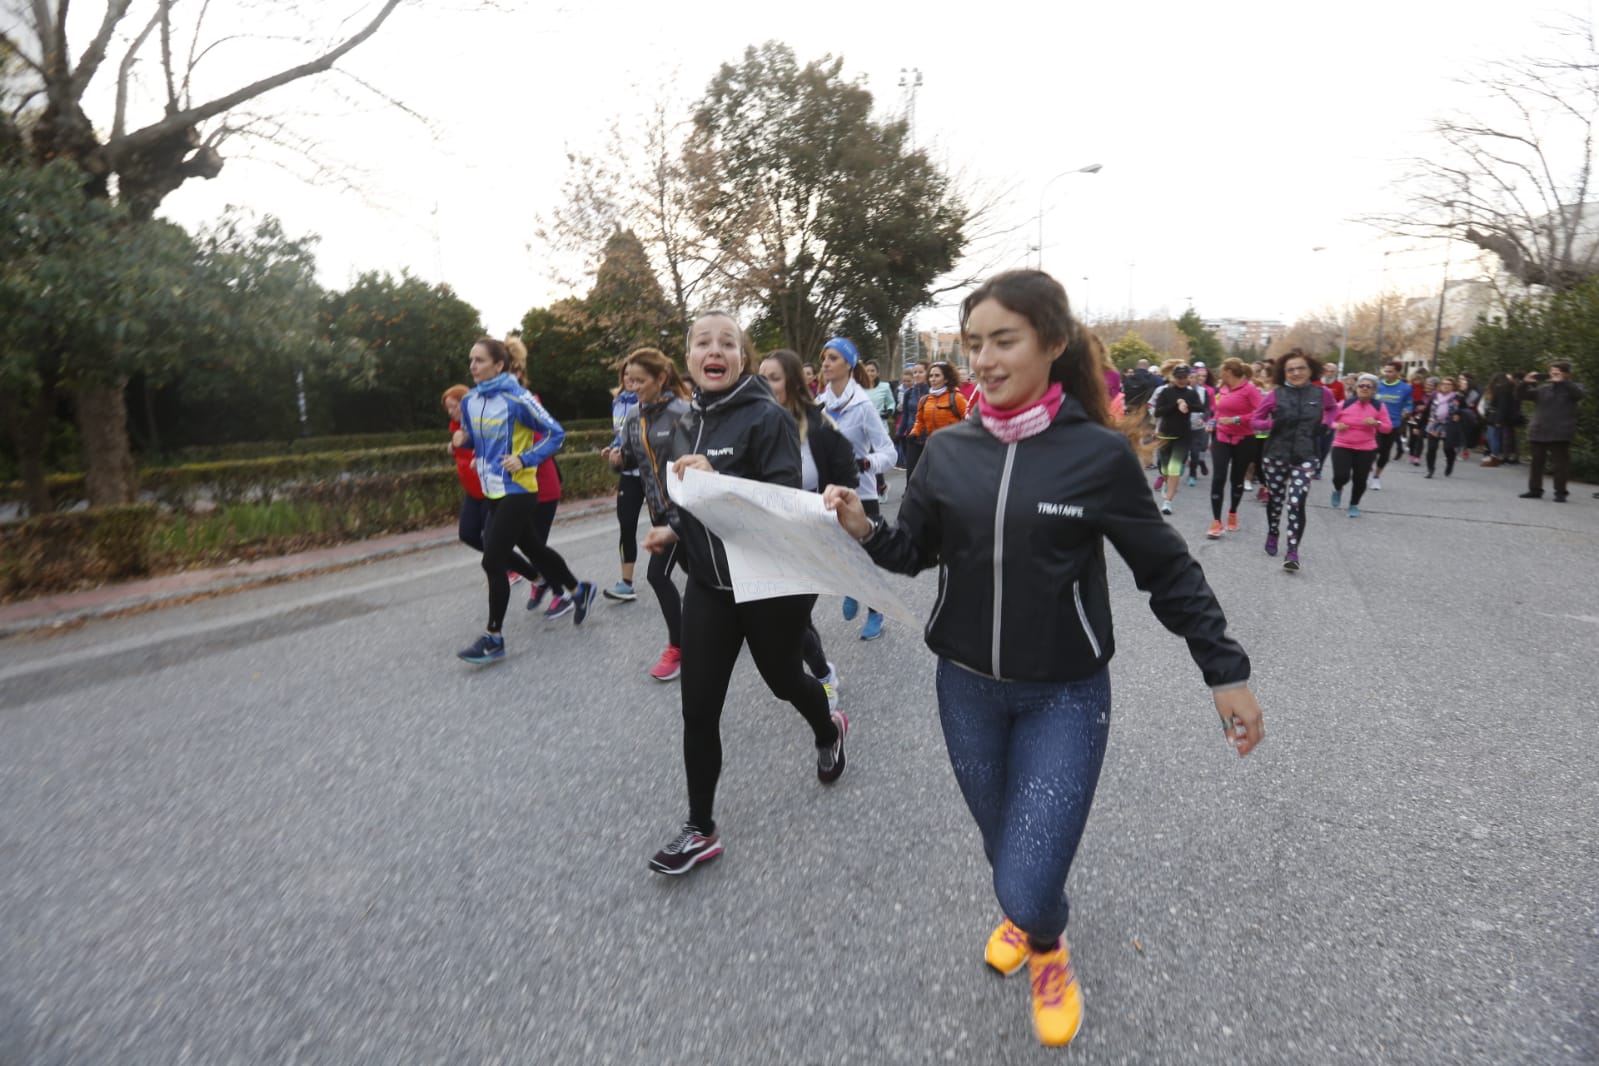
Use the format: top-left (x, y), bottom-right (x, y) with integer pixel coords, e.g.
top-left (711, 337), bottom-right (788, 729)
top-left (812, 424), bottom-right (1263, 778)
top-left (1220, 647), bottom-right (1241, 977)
top-left (650, 644), bottom-right (682, 682)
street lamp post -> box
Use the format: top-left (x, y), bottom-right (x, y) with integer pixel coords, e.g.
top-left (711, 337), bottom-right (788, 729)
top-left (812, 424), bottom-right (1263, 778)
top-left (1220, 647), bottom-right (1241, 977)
top-left (1431, 241), bottom-right (1454, 367)
top-left (1311, 247), bottom-right (1348, 376)
top-left (1373, 251), bottom-right (1393, 369)
top-left (1035, 163), bottom-right (1102, 270)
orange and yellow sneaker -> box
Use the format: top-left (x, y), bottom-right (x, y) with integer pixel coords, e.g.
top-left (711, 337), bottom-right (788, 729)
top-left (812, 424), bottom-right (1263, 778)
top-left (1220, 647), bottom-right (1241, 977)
top-left (1027, 938), bottom-right (1084, 1047)
top-left (1206, 519), bottom-right (1224, 539)
top-left (984, 917), bottom-right (1030, 976)
top-left (1225, 511), bottom-right (1240, 532)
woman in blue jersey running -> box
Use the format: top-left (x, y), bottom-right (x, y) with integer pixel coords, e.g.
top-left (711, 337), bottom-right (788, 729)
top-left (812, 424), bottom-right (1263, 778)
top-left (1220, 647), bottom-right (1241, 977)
top-left (452, 337), bottom-right (597, 663)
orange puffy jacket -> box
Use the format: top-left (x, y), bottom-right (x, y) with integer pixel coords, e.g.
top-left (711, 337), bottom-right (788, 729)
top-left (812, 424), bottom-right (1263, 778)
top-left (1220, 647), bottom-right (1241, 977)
top-left (912, 390), bottom-right (968, 438)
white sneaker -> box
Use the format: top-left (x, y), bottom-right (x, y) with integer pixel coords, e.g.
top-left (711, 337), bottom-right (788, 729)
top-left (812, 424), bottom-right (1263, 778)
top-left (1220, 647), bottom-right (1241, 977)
top-left (1243, 479), bottom-right (1254, 491)
top-left (819, 661), bottom-right (839, 712)
top-left (1371, 477), bottom-right (1382, 491)
top-left (1160, 500), bottom-right (1173, 515)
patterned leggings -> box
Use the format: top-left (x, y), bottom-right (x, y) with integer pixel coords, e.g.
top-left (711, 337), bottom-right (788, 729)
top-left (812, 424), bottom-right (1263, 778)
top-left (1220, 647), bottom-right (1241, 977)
top-left (1262, 457), bottom-right (1316, 555)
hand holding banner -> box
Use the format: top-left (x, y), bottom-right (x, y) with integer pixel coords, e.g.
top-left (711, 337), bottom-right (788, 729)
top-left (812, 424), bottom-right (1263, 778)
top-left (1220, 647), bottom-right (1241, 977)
top-left (666, 467), bottom-right (918, 625)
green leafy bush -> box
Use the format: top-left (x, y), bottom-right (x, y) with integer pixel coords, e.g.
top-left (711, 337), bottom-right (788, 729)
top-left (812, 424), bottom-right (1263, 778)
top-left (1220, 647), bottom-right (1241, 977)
top-left (1449, 278), bottom-right (1599, 479)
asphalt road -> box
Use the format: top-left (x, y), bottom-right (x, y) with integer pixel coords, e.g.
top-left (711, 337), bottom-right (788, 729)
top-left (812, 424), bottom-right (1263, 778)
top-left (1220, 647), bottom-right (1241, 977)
top-left (2, 459), bottom-right (1595, 1065)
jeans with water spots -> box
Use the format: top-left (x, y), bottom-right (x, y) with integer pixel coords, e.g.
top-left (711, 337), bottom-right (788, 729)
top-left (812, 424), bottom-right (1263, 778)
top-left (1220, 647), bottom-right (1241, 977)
top-left (935, 659), bottom-right (1112, 948)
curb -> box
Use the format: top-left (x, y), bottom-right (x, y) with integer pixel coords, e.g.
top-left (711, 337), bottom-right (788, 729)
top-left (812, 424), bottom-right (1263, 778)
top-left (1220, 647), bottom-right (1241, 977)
top-left (0, 494), bottom-right (616, 639)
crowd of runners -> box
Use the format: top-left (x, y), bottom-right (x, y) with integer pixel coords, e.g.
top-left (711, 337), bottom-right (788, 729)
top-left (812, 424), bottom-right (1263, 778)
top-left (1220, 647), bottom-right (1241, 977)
top-left (433, 266), bottom-right (1587, 1049)
top-left (1116, 352), bottom-right (1590, 569)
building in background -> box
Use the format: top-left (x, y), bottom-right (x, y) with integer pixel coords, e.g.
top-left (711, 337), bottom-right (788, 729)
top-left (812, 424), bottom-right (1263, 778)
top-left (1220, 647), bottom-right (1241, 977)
top-left (1204, 318), bottom-right (1287, 352)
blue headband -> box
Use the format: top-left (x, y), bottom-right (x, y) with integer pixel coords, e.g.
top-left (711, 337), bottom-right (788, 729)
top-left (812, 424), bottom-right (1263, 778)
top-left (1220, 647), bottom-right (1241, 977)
top-left (824, 337), bottom-right (859, 368)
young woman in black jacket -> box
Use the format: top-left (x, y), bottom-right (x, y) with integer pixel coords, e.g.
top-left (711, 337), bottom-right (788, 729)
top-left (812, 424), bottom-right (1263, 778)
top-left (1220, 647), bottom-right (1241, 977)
top-left (760, 348), bottom-right (858, 712)
top-left (608, 347), bottom-right (693, 681)
top-left (825, 270), bottom-right (1265, 1048)
top-left (641, 314), bottom-right (847, 877)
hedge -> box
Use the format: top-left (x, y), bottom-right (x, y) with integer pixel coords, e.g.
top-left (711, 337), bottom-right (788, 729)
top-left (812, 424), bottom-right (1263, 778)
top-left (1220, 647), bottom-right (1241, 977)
top-left (0, 504), bottom-right (163, 595)
top-left (2, 431), bottom-right (617, 512)
top-left (157, 418), bottom-right (616, 465)
top-left (0, 452), bottom-right (620, 599)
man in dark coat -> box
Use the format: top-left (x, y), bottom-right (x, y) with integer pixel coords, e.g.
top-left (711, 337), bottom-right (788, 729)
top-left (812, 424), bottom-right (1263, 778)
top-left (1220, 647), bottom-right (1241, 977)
top-left (1516, 361), bottom-right (1585, 502)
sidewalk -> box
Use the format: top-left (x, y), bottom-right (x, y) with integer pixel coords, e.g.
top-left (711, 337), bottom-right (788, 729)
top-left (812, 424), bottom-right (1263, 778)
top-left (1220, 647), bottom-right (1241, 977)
top-left (0, 495), bottom-right (615, 638)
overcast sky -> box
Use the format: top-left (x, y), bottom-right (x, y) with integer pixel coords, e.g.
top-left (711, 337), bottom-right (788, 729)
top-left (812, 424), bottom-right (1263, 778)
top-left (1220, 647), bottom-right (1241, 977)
top-left (145, 0), bottom-right (1588, 337)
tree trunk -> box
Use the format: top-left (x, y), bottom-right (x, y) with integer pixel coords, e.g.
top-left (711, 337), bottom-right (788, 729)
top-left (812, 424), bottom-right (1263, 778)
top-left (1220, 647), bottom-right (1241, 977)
top-left (0, 387), bottom-right (56, 517)
top-left (76, 380), bottom-right (140, 506)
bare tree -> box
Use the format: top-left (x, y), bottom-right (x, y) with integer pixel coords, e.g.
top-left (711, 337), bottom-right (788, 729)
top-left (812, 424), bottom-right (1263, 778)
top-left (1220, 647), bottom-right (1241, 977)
top-left (1370, 18), bottom-right (1599, 293)
top-left (1266, 293), bottom-right (1438, 366)
top-left (1088, 314), bottom-right (1191, 362)
top-left (538, 97), bottom-right (738, 339)
top-left (1, 0), bottom-right (406, 504)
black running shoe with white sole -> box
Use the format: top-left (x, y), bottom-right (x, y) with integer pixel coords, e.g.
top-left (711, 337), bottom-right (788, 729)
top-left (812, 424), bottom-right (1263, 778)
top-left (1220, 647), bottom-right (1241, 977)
top-left (649, 824), bottom-right (722, 875)
top-left (572, 580), bottom-right (598, 625)
top-left (456, 632), bottom-right (505, 664)
top-left (817, 710), bottom-right (849, 783)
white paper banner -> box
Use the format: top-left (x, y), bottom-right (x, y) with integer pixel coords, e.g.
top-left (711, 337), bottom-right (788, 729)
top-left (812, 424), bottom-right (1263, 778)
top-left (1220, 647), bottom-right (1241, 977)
top-left (666, 467), bottom-right (919, 625)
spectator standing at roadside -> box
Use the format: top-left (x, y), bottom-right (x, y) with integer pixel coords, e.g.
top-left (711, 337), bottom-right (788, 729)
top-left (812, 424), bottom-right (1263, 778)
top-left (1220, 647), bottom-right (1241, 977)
top-left (1457, 372), bottom-right (1482, 458)
top-left (1518, 361), bottom-right (1585, 502)
top-left (1481, 372), bottom-right (1521, 467)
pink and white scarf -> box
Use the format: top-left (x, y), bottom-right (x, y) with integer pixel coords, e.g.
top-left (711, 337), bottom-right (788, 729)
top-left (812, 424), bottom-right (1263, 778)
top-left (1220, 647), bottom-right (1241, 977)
top-left (978, 383), bottom-right (1064, 443)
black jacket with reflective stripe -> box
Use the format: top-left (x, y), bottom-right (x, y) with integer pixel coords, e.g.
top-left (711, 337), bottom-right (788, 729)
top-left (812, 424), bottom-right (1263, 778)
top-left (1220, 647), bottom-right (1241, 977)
top-left (860, 394), bottom-right (1250, 687)
top-left (665, 374), bottom-right (801, 590)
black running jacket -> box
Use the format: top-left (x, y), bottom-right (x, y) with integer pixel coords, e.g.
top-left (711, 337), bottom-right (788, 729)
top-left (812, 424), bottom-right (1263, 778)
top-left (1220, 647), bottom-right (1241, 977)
top-left (859, 394), bottom-right (1251, 687)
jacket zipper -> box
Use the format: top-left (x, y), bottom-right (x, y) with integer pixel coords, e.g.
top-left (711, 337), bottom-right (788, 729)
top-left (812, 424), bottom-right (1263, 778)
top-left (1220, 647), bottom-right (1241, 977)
top-left (689, 416), bottom-right (729, 590)
top-left (928, 564), bottom-right (950, 631)
top-left (991, 442), bottom-right (1017, 680)
top-left (1072, 580), bottom-right (1102, 659)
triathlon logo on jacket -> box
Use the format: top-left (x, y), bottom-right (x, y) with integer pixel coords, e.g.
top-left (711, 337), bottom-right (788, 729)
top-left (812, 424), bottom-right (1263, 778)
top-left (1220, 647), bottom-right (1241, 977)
top-left (1036, 502), bottom-right (1085, 518)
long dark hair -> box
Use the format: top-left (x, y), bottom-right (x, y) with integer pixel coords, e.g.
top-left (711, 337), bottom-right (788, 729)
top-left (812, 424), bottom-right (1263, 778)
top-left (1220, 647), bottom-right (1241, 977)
top-left (958, 270), bottom-right (1109, 427)
top-left (760, 348), bottom-right (813, 441)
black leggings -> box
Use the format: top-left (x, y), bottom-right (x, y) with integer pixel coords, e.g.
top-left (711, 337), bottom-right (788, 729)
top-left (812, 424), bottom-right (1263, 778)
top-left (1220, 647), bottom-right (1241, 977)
top-left (1330, 447), bottom-right (1376, 506)
top-left (680, 580), bottom-right (838, 832)
top-left (647, 531), bottom-right (684, 647)
top-left (482, 494), bottom-right (580, 632)
top-left (1426, 434), bottom-right (1456, 475)
top-left (459, 495), bottom-right (541, 582)
top-left (1186, 428), bottom-right (1210, 476)
top-left (616, 474), bottom-right (644, 567)
top-left (1209, 437), bottom-right (1257, 519)
top-left (1407, 422), bottom-right (1426, 459)
top-left (1374, 430), bottom-right (1402, 471)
